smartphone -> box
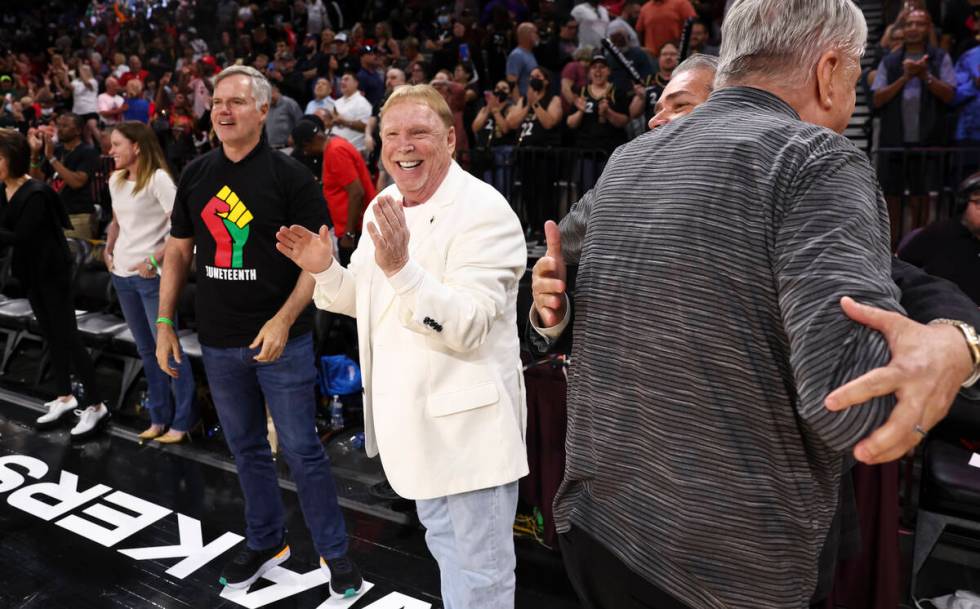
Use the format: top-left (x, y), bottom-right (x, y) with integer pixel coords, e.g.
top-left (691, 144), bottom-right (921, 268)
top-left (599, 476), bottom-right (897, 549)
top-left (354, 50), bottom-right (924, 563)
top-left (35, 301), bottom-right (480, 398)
top-left (459, 43), bottom-right (470, 63)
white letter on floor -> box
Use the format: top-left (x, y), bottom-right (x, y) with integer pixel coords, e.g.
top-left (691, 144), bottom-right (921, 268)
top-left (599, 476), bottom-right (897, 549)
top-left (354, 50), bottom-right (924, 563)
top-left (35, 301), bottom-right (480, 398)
top-left (119, 513), bottom-right (244, 579)
top-left (0, 455), bottom-right (48, 493)
top-left (7, 471), bottom-right (110, 520)
top-left (220, 565), bottom-right (374, 608)
top-left (55, 490), bottom-right (171, 546)
top-left (356, 592), bottom-right (432, 609)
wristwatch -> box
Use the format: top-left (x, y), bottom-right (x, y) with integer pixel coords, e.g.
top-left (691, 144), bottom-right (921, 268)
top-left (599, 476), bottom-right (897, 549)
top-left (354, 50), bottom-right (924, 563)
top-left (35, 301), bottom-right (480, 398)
top-left (343, 231), bottom-right (357, 241)
top-left (930, 319), bottom-right (980, 387)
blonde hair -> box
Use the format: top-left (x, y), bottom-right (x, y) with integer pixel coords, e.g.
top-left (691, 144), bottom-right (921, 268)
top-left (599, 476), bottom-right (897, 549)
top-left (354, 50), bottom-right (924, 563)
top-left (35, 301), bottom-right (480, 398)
top-left (111, 121), bottom-right (173, 195)
top-left (380, 84), bottom-right (454, 129)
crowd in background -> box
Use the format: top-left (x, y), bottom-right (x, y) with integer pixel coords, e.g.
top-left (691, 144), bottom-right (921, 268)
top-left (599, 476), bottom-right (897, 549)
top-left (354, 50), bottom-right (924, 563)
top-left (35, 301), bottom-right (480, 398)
top-left (0, 0), bottom-right (727, 240)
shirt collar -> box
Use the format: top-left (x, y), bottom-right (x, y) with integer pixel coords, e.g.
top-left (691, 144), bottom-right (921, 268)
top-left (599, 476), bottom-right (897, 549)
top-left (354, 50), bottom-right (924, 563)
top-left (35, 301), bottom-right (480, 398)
top-left (220, 135), bottom-right (268, 165)
top-left (400, 160), bottom-right (464, 209)
top-left (707, 86), bottom-right (800, 121)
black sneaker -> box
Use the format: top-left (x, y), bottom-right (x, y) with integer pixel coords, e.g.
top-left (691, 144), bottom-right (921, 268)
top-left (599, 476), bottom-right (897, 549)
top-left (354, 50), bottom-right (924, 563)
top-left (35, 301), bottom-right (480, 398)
top-left (320, 554), bottom-right (364, 599)
top-left (218, 537), bottom-right (290, 590)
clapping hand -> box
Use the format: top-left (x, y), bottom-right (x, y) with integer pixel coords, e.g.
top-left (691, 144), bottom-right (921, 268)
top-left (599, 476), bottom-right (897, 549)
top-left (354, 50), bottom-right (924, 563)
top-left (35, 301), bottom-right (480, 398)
top-left (366, 195), bottom-right (410, 277)
top-left (275, 224), bottom-right (335, 274)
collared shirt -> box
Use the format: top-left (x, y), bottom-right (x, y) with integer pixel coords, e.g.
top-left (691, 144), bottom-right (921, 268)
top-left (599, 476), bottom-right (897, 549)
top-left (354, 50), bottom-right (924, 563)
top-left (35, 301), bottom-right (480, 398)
top-left (541, 86), bottom-right (902, 609)
top-left (264, 95), bottom-right (303, 148)
top-left (333, 92), bottom-right (373, 152)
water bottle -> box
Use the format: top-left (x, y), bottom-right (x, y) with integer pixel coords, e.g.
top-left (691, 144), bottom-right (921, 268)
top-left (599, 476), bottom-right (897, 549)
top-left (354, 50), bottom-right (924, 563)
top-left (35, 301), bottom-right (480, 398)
top-left (352, 431), bottom-right (365, 450)
top-left (330, 395), bottom-right (344, 431)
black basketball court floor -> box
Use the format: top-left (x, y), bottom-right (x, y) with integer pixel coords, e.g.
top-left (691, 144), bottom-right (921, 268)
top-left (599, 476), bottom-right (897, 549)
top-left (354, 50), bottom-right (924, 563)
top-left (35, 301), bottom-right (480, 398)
top-left (0, 390), bottom-right (580, 609)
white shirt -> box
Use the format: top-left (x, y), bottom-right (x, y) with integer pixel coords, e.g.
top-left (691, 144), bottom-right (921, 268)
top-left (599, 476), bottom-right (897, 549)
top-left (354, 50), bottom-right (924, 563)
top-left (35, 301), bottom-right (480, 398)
top-left (571, 2), bottom-right (611, 50)
top-left (305, 96), bottom-right (336, 115)
top-left (109, 169), bottom-right (176, 278)
top-left (97, 92), bottom-right (125, 125)
top-left (71, 79), bottom-right (99, 114)
top-left (333, 92), bottom-right (373, 152)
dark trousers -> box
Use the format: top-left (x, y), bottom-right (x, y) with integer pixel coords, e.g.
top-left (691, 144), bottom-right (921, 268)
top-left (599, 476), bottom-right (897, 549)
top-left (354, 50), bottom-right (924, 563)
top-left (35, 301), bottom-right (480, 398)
top-left (27, 273), bottom-right (102, 406)
top-left (201, 332), bottom-right (348, 559)
top-left (559, 526), bottom-right (691, 609)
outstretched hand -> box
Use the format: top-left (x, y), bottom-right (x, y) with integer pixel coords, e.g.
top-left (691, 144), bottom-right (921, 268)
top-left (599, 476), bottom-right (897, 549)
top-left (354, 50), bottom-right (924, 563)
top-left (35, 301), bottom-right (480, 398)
top-left (825, 297), bottom-right (974, 464)
top-left (275, 224), bottom-right (335, 274)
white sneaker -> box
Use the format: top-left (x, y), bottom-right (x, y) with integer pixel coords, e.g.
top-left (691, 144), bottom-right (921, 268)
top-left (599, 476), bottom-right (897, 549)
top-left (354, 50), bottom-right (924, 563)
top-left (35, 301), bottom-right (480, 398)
top-left (69, 404), bottom-right (110, 438)
top-left (36, 396), bottom-right (79, 426)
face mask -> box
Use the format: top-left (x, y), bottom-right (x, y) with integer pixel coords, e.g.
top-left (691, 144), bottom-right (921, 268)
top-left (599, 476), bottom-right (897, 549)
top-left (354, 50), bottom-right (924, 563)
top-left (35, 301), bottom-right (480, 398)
top-left (41, 107), bottom-right (54, 116)
top-left (529, 77), bottom-right (544, 92)
top-left (495, 90), bottom-right (508, 102)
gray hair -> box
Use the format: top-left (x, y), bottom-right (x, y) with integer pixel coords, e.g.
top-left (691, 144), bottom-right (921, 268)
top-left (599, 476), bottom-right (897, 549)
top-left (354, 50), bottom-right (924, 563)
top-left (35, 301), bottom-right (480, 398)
top-left (673, 53), bottom-right (720, 90)
top-left (716, 0), bottom-right (866, 87)
top-left (213, 65), bottom-right (272, 110)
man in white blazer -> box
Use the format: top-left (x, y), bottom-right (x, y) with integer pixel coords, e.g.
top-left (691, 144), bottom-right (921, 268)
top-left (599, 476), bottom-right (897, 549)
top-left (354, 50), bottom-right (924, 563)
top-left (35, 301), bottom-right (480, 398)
top-left (275, 84), bottom-right (529, 609)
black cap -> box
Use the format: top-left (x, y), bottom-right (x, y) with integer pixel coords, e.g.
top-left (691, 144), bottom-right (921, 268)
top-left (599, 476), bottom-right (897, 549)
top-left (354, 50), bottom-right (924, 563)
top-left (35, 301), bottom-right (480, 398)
top-left (590, 52), bottom-right (608, 66)
top-left (291, 119), bottom-right (322, 150)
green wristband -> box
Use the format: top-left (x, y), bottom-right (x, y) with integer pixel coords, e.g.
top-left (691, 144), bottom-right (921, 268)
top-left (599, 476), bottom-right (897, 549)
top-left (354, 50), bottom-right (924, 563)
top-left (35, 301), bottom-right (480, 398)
top-left (149, 254), bottom-right (160, 271)
top-left (156, 317), bottom-right (174, 327)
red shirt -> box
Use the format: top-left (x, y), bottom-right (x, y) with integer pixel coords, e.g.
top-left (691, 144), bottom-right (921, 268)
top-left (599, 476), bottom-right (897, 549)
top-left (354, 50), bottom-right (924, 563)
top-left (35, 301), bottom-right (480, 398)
top-left (635, 0), bottom-right (697, 56)
top-left (321, 136), bottom-right (376, 237)
top-left (119, 69), bottom-right (150, 87)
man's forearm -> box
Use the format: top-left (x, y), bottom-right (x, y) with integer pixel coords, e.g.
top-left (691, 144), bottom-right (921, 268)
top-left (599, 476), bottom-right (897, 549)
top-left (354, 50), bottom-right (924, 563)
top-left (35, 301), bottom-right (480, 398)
top-left (158, 238), bottom-right (193, 319)
top-left (873, 75), bottom-right (909, 108)
top-left (49, 160), bottom-right (89, 189)
top-left (274, 272), bottom-right (315, 325)
top-left (346, 191), bottom-right (364, 236)
top-left (926, 76), bottom-right (955, 103)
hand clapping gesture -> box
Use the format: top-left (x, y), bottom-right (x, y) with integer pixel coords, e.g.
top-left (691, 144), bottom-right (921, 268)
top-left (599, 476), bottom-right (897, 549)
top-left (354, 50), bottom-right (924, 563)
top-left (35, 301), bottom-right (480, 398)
top-left (366, 195), bottom-right (411, 277)
top-left (275, 224), bottom-right (336, 274)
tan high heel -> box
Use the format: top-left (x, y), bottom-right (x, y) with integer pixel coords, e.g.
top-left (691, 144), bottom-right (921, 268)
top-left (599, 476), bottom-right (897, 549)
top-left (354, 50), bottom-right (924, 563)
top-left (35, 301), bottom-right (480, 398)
top-left (138, 425), bottom-right (166, 441)
top-left (155, 429), bottom-right (189, 444)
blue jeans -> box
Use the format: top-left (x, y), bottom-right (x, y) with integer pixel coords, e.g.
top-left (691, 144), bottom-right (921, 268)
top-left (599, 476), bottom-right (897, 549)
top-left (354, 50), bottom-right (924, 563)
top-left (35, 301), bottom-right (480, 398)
top-left (416, 482), bottom-right (519, 609)
top-left (201, 333), bottom-right (348, 558)
top-left (112, 274), bottom-right (198, 430)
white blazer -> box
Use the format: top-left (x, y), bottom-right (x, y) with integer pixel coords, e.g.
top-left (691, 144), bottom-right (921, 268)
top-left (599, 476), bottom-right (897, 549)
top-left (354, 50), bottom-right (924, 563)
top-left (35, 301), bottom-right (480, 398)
top-left (312, 162), bottom-right (529, 500)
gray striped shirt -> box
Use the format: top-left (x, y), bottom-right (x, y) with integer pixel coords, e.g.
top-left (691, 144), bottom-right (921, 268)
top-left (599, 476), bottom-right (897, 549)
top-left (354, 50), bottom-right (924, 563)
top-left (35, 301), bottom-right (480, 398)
top-left (552, 87), bottom-right (902, 609)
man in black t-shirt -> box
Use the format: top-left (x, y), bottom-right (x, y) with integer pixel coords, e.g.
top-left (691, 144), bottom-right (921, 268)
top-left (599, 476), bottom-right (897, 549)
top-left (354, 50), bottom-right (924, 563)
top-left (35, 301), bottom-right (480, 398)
top-left (28, 113), bottom-right (100, 239)
top-left (156, 65), bottom-right (364, 601)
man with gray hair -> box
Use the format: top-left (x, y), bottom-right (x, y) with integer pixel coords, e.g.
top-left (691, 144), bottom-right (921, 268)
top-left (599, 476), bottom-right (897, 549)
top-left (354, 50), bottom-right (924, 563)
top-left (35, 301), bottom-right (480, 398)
top-left (156, 65), bottom-right (364, 600)
top-left (527, 0), bottom-right (980, 607)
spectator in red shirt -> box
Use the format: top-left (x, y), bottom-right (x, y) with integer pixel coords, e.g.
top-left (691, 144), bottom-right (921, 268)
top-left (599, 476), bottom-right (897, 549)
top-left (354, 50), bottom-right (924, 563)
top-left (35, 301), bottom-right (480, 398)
top-left (291, 118), bottom-right (377, 265)
top-left (635, 0), bottom-right (697, 57)
top-left (119, 55), bottom-right (151, 87)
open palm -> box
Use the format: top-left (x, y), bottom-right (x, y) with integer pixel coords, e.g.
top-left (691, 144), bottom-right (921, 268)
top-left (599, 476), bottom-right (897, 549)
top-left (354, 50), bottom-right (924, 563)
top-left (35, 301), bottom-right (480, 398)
top-left (275, 224), bottom-right (335, 274)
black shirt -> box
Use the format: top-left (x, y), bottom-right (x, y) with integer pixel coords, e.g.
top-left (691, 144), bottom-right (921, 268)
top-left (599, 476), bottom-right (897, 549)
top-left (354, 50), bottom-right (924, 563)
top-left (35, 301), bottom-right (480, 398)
top-left (572, 84), bottom-right (630, 155)
top-left (517, 93), bottom-right (562, 147)
top-left (899, 218), bottom-right (980, 304)
top-left (47, 142), bottom-right (99, 215)
top-left (170, 139), bottom-right (329, 347)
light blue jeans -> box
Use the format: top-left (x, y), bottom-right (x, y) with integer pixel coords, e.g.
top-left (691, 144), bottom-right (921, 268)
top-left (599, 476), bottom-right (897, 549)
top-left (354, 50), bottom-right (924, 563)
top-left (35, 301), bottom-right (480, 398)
top-left (415, 481), bottom-right (519, 609)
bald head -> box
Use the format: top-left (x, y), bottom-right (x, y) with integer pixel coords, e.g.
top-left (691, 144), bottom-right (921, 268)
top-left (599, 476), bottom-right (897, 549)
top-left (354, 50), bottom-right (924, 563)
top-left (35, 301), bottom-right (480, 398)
top-left (517, 22), bottom-right (539, 49)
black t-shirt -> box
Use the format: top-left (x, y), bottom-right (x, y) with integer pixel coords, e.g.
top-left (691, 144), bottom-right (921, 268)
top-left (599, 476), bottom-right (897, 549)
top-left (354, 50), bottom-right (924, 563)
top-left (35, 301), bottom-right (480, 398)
top-left (573, 85), bottom-right (630, 155)
top-left (170, 140), bottom-right (329, 347)
top-left (48, 143), bottom-right (99, 215)
top-left (898, 218), bottom-right (980, 305)
top-left (517, 93), bottom-right (562, 147)
top-left (474, 100), bottom-right (517, 149)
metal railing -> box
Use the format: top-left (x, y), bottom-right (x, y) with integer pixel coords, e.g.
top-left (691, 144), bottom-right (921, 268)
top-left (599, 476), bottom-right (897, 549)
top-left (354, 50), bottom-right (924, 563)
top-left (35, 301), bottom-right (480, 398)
top-left (873, 146), bottom-right (980, 247)
top-left (458, 147), bottom-right (610, 231)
